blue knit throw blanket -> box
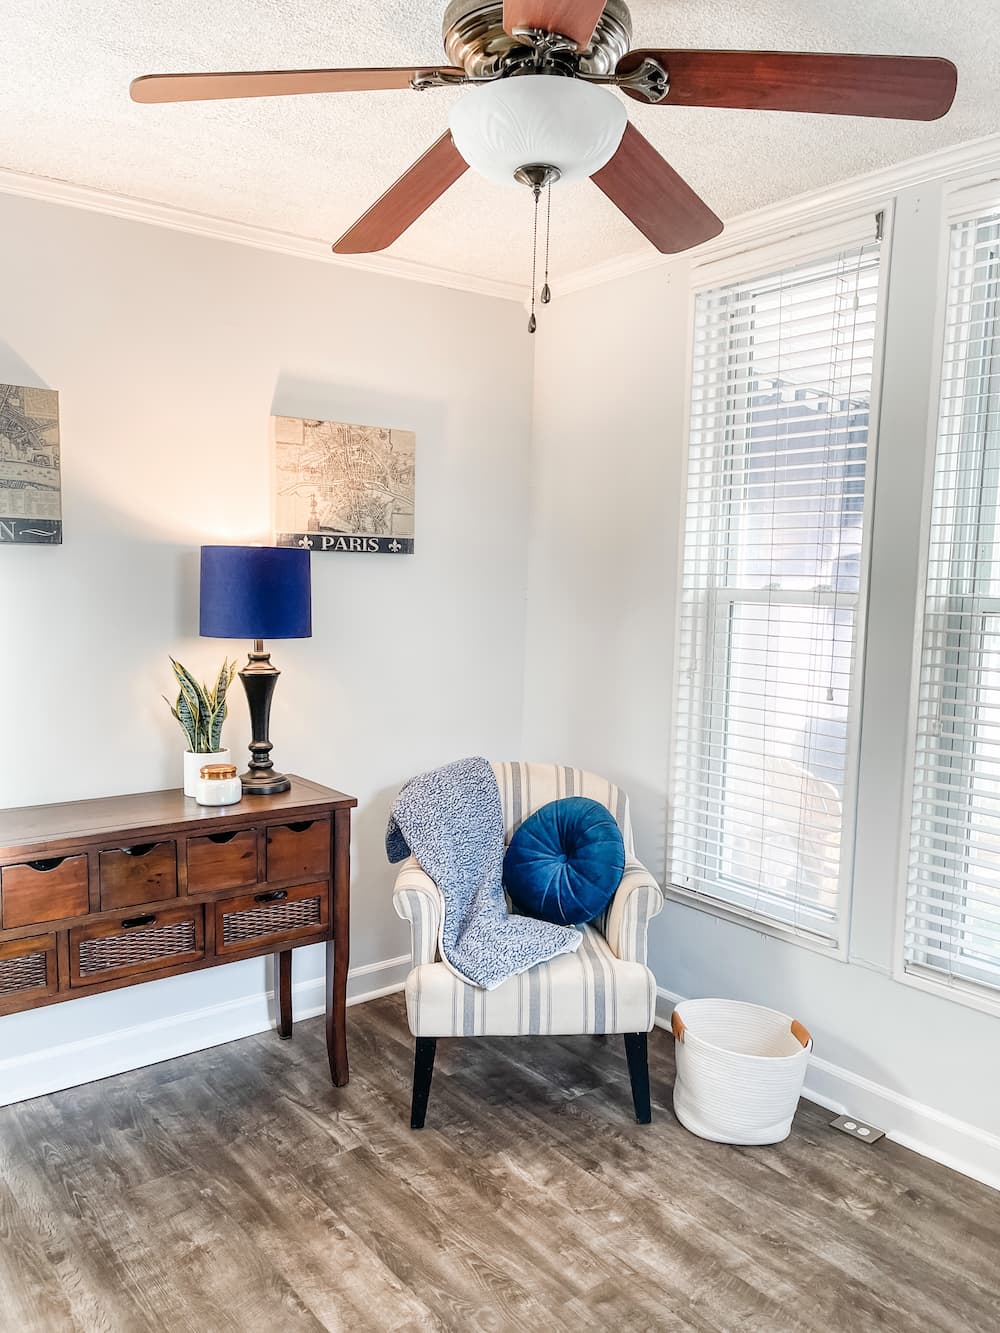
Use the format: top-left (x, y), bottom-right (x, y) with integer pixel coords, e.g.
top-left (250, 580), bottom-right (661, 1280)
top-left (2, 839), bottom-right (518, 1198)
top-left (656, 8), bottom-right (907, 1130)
top-left (386, 756), bottom-right (580, 990)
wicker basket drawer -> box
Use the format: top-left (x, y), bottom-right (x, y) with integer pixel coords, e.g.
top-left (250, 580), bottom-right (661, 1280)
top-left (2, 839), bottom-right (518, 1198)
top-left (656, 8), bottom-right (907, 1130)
top-left (187, 829), bottom-right (258, 895)
top-left (0, 934), bottom-right (58, 1010)
top-left (215, 881), bottom-right (328, 956)
top-left (1, 854), bottom-right (89, 928)
top-left (266, 820), bottom-right (330, 883)
top-left (99, 841), bottom-right (178, 911)
top-left (70, 904), bottom-right (204, 986)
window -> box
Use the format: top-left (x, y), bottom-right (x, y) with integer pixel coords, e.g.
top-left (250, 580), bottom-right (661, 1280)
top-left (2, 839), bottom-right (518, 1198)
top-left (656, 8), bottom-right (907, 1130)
top-left (671, 237), bottom-right (883, 942)
top-left (905, 206), bottom-right (1000, 995)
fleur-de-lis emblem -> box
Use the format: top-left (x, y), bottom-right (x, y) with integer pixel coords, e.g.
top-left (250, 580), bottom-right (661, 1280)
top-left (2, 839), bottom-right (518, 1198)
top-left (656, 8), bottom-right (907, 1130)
top-left (388, 540), bottom-right (402, 552)
top-left (298, 536), bottom-right (314, 549)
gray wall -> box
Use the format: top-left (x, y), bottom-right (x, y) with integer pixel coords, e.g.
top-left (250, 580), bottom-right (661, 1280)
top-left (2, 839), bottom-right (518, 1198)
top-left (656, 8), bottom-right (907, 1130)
top-left (0, 188), bottom-right (533, 1089)
top-left (522, 179), bottom-right (1000, 1184)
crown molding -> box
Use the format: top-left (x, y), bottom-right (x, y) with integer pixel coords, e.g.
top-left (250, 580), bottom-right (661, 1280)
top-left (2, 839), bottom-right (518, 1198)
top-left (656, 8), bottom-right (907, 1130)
top-left (3, 133), bottom-right (999, 308)
top-left (557, 132), bottom-right (1000, 296)
top-left (0, 166), bottom-right (526, 304)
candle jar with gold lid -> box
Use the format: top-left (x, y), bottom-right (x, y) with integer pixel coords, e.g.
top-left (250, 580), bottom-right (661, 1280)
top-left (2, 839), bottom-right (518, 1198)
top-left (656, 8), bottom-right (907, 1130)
top-left (196, 763), bottom-right (242, 807)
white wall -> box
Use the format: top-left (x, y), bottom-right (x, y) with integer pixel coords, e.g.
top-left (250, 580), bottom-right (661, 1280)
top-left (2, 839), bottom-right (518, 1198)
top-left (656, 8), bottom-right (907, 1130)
top-left (523, 165), bottom-right (1000, 1186)
top-left (0, 189), bottom-right (532, 1096)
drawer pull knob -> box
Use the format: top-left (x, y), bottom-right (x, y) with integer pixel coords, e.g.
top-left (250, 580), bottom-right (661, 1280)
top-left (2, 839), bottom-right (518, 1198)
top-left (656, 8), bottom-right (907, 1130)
top-left (27, 857), bottom-right (66, 872)
top-left (255, 890), bottom-right (288, 904)
top-left (208, 831), bottom-right (241, 845)
top-left (285, 822), bottom-right (314, 834)
top-left (122, 914), bottom-right (157, 929)
top-left (122, 844), bottom-right (158, 857)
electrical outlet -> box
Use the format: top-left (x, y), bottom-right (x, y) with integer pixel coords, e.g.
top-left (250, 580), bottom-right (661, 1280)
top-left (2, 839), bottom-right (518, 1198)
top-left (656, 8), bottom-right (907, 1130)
top-left (830, 1113), bottom-right (885, 1144)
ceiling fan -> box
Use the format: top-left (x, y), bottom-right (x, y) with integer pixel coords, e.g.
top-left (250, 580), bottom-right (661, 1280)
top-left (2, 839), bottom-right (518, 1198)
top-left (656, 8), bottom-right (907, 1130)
top-left (131, 0), bottom-right (957, 262)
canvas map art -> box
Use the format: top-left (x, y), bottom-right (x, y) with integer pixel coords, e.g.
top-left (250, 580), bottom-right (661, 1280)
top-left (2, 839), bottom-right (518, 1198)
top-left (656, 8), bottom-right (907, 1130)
top-left (272, 415), bottom-right (415, 554)
top-left (0, 384), bottom-right (61, 544)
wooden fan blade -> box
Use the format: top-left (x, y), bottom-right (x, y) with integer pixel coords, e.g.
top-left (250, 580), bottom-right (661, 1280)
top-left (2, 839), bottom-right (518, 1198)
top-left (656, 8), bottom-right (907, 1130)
top-left (591, 123), bottom-right (723, 254)
top-left (332, 133), bottom-right (468, 254)
top-left (617, 50), bottom-right (958, 120)
top-left (502, 1), bottom-right (608, 50)
top-left (130, 66), bottom-right (465, 103)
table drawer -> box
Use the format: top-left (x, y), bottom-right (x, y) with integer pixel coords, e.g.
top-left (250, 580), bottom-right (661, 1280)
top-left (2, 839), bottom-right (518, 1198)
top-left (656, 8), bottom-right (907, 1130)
top-left (266, 819), bottom-right (330, 882)
top-left (71, 904), bottom-right (204, 986)
top-left (215, 882), bottom-right (328, 956)
top-left (0, 934), bottom-right (58, 1009)
top-left (99, 841), bottom-right (178, 911)
top-left (187, 828), bottom-right (258, 895)
top-left (1, 854), bottom-right (89, 928)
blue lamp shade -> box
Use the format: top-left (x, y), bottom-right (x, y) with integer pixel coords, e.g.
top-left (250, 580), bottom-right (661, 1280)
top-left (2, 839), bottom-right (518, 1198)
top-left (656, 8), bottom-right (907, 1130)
top-left (200, 546), bottom-right (312, 640)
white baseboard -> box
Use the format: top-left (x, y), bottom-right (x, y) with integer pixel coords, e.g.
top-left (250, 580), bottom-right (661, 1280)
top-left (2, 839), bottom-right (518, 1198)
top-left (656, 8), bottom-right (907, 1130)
top-left (654, 988), bottom-right (1000, 1193)
top-left (0, 953), bottom-right (410, 1107)
top-left (11, 967), bottom-right (996, 1194)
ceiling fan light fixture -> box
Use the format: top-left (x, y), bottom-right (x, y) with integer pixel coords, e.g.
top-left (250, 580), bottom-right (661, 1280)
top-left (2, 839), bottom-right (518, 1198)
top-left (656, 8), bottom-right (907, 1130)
top-left (448, 74), bottom-right (627, 186)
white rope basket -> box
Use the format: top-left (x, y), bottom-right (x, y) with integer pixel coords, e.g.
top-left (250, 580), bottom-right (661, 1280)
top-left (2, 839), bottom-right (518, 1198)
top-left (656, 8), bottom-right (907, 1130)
top-left (671, 998), bottom-right (813, 1145)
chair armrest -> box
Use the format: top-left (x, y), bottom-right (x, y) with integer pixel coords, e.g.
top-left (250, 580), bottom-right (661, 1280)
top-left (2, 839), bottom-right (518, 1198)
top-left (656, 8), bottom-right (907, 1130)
top-left (392, 856), bottom-right (442, 967)
top-left (600, 859), bottom-right (664, 964)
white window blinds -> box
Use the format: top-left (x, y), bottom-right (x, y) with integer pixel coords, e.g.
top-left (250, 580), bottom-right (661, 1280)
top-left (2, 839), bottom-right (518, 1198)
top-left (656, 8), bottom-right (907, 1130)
top-left (906, 206), bottom-right (1000, 995)
top-left (671, 237), bottom-right (882, 941)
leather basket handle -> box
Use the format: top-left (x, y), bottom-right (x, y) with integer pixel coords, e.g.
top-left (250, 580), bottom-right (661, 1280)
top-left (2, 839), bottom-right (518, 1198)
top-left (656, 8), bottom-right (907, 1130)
top-left (791, 1019), bottom-right (812, 1049)
top-left (671, 1010), bottom-right (686, 1043)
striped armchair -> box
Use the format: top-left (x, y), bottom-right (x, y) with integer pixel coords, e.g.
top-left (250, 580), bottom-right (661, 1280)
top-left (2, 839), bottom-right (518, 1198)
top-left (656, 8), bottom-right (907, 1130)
top-left (393, 762), bottom-right (664, 1127)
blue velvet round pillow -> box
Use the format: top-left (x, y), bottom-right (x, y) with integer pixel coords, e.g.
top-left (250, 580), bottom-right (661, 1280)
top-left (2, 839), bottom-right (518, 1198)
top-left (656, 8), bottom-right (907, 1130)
top-left (503, 797), bottom-right (625, 926)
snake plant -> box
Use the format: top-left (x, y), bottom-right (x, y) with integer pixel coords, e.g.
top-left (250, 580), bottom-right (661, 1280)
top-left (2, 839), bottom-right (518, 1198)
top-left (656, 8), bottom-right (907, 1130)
top-left (164, 656), bottom-right (237, 754)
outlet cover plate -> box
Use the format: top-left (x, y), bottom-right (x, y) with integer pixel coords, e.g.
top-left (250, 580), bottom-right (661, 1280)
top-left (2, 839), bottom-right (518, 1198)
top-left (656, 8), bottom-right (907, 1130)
top-left (830, 1113), bottom-right (885, 1144)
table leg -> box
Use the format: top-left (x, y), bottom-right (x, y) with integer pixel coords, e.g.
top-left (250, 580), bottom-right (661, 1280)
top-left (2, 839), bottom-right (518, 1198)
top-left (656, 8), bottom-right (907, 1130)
top-left (276, 949), bottom-right (293, 1039)
top-left (326, 807), bottom-right (351, 1086)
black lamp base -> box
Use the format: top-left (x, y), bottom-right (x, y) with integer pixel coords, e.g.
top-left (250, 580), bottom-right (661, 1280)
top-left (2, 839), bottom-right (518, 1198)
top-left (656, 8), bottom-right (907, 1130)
top-left (240, 767), bottom-right (291, 796)
top-left (239, 640), bottom-right (291, 796)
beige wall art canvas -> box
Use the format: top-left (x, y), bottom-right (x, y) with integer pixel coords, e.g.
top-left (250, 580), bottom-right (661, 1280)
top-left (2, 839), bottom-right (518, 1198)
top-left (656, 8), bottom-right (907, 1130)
top-left (0, 384), bottom-right (61, 544)
top-left (272, 415), bottom-right (415, 555)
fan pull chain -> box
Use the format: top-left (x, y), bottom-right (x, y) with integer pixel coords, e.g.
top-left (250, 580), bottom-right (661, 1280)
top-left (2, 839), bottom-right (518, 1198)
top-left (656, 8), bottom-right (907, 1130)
top-left (541, 183), bottom-right (552, 305)
top-left (528, 183), bottom-right (540, 334)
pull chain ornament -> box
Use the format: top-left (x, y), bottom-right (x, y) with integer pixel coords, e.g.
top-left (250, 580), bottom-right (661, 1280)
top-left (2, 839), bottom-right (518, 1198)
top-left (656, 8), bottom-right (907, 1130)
top-left (528, 182), bottom-right (540, 333)
top-left (540, 183), bottom-right (552, 305)
top-left (514, 165), bottom-right (559, 333)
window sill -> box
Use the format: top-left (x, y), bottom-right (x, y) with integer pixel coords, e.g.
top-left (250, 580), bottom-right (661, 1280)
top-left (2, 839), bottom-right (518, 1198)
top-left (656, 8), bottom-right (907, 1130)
top-left (895, 961), bottom-right (1000, 1022)
top-left (663, 881), bottom-right (848, 961)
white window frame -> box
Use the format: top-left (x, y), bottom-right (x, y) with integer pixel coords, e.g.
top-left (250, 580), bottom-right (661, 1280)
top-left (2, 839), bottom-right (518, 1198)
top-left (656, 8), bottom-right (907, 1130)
top-left (666, 210), bottom-right (892, 960)
top-left (892, 178), bottom-right (1000, 1020)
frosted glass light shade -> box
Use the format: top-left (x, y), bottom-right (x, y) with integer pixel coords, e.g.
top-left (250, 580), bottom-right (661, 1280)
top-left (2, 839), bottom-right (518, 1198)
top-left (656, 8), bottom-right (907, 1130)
top-left (448, 76), bottom-right (627, 186)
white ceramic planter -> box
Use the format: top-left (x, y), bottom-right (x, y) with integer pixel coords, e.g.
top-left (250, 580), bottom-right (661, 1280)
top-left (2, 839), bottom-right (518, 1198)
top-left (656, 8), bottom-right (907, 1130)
top-left (183, 748), bottom-right (231, 799)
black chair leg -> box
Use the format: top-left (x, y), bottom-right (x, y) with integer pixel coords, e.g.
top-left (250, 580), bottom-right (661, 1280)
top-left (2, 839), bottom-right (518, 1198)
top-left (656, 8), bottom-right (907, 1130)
top-left (410, 1037), bottom-right (437, 1129)
top-left (623, 1032), bottom-right (652, 1124)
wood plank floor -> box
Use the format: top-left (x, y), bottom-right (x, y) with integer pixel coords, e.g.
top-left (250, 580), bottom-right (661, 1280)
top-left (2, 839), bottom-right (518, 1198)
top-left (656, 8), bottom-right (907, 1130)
top-left (1, 995), bottom-right (997, 1332)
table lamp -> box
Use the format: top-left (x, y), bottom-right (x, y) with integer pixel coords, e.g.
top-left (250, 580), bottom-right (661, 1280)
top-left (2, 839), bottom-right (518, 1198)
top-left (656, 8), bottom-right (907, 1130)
top-left (199, 545), bottom-right (312, 795)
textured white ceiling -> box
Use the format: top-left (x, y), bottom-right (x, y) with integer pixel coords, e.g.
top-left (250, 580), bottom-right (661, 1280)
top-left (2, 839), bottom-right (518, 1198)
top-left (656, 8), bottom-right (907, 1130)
top-left (2, 1), bottom-right (998, 288)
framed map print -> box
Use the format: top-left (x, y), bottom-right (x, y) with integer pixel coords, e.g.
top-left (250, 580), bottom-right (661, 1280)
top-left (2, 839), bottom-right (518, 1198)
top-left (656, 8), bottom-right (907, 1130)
top-left (0, 384), bottom-right (62, 544)
top-left (272, 415), bottom-right (415, 554)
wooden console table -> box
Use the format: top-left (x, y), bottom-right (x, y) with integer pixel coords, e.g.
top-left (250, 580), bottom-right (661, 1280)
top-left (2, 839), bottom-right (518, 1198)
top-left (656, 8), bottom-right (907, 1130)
top-left (0, 776), bottom-right (356, 1085)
